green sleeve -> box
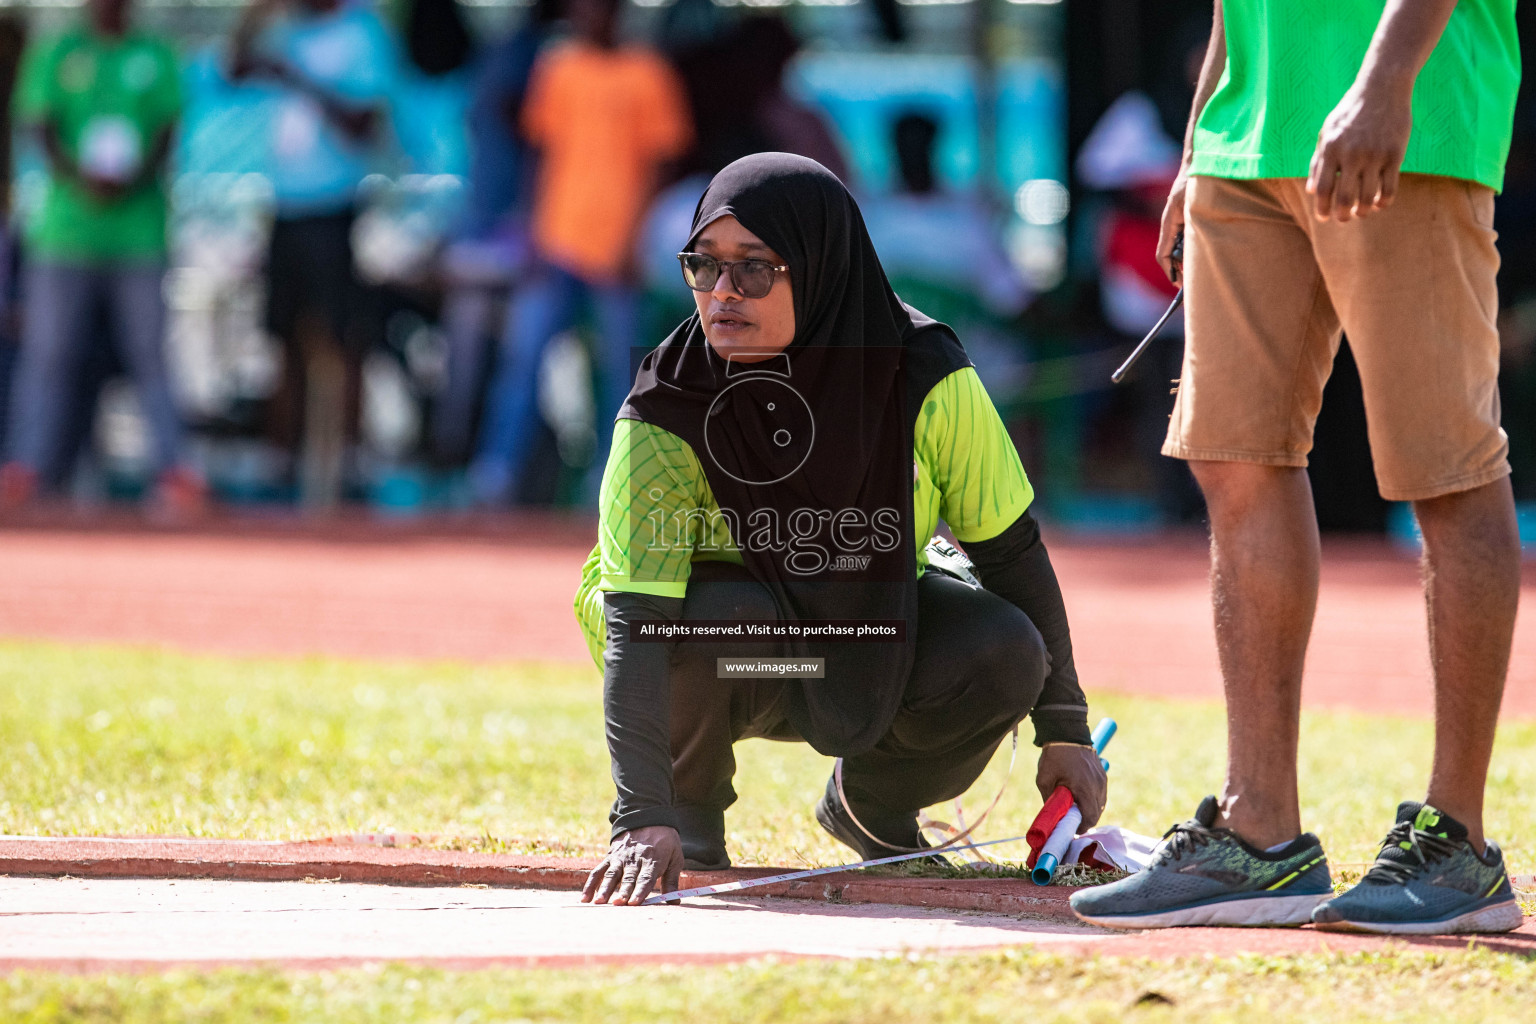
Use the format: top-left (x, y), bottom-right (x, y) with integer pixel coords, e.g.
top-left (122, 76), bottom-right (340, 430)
top-left (918, 367), bottom-right (1035, 544)
top-left (597, 417), bottom-right (713, 599)
top-left (13, 35), bottom-right (61, 125)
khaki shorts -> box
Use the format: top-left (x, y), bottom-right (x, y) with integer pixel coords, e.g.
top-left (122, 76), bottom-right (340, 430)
top-left (1163, 174), bottom-right (1510, 502)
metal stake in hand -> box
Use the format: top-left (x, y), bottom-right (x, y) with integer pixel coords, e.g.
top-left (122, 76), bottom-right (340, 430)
top-left (1110, 231), bottom-right (1184, 384)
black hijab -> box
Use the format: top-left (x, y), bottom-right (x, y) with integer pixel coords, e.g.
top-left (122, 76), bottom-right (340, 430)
top-left (621, 153), bottom-right (969, 757)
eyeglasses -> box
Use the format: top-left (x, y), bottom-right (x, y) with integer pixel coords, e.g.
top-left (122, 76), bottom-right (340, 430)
top-left (677, 252), bottom-right (788, 299)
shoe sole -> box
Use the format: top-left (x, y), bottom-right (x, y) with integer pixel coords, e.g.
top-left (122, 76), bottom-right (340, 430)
top-left (1072, 892), bottom-right (1330, 930)
top-left (1312, 898), bottom-right (1525, 936)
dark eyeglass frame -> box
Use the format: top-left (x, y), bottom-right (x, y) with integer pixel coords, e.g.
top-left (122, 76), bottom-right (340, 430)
top-left (676, 252), bottom-right (788, 299)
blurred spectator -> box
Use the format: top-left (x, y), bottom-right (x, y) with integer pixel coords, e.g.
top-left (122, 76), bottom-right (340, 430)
top-left (857, 110), bottom-right (1032, 412)
top-left (657, 0), bottom-right (733, 56)
top-left (1, 0), bottom-right (202, 513)
top-left (640, 15), bottom-right (846, 314)
top-left (1075, 89), bottom-right (1200, 522)
top-left (458, 1), bottom-right (556, 242)
top-left (404, 0), bottom-right (473, 79)
top-left (737, 17), bottom-right (847, 182)
top-left (229, 0), bottom-right (399, 503)
top-left (671, 14), bottom-right (847, 184)
top-left (392, 0), bottom-right (474, 175)
top-left (431, 0), bottom-right (560, 469)
top-left (470, 0), bottom-right (691, 505)
top-left (0, 15), bottom-right (26, 465)
top-left (863, 111), bottom-right (1030, 323)
top-left (1495, 83), bottom-right (1536, 505)
top-left (1076, 91), bottom-right (1181, 336)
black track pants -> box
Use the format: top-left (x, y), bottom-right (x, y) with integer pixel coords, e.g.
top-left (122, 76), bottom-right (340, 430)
top-left (667, 560), bottom-right (1049, 858)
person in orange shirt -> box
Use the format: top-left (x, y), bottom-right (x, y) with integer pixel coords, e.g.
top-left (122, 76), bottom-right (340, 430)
top-left (470, 0), bottom-right (691, 505)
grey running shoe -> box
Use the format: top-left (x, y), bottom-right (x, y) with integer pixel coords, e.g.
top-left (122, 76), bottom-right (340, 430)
top-left (1312, 802), bottom-right (1523, 935)
top-left (1070, 796), bottom-right (1332, 929)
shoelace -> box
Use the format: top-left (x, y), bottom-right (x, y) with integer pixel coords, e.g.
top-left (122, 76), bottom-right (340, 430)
top-left (1151, 817), bottom-right (1219, 865)
top-left (1362, 820), bottom-right (1461, 885)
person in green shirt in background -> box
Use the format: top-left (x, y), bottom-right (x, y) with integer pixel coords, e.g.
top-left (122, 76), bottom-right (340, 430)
top-left (0, 15), bottom-right (29, 472)
top-left (0, 0), bottom-right (204, 513)
top-left (1072, 0), bottom-right (1523, 936)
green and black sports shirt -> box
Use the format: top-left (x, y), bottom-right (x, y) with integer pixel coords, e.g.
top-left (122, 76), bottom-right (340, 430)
top-left (574, 366), bottom-right (1033, 664)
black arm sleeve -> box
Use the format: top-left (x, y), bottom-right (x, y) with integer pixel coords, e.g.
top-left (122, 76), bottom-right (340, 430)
top-left (601, 590), bottom-right (684, 839)
top-left (960, 510), bottom-right (1093, 747)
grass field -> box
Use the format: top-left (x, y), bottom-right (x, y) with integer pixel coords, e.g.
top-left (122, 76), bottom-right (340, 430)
top-left (3, 639), bottom-right (1533, 1021)
top-left (2, 639), bottom-right (1534, 878)
top-left (5, 950), bottom-right (1536, 1023)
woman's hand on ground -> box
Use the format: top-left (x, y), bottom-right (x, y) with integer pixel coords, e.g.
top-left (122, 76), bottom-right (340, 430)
top-left (1035, 743), bottom-right (1108, 832)
top-left (580, 826), bottom-right (684, 906)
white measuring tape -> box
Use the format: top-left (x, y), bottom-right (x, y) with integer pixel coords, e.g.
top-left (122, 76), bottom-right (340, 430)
top-left (639, 717), bottom-right (1116, 903)
top-left (643, 722), bottom-right (1025, 905)
top-left (639, 832), bottom-right (1030, 905)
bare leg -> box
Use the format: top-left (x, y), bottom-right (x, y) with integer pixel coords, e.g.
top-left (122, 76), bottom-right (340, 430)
top-left (1189, 462), bottom-right (1320, 848)
top-left (296, 314), bottom-right (346, 510)
top-left (1413, 477), bottom-right (1519, 852)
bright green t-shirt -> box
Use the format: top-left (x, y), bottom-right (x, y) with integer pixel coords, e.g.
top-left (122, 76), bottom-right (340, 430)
top-left (572, 366), bottom-right (1036, 666)
top-left (15, 27), bottom-right (182, 263)
top-left (1191, 0), bottom-right (1520, 191)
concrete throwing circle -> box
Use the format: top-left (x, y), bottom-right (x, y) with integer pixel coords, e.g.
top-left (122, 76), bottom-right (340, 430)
top-left (704, 376), bottom-right (815, 485)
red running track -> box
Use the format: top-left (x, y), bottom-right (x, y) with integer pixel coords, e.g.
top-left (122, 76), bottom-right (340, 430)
top-left (0, 518), bottom-right (1532, 718)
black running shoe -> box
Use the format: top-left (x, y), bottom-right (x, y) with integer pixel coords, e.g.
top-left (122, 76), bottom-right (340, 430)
top-left (813, 776), bottom-right (938, 863)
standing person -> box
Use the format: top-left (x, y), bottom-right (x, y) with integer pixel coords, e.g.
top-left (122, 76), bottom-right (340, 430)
top-left (1074, 90), bottom-right (1203, 524)
top-left (732, 16), bottom-right (847, 184)
top-left (228, 0), bottom-right (399, 503)
top-left (862, 111), bottom-right (1030, 324)
top-left (574, 154), bottom-right (1106, 903)
top-left (1072, 0), bottom-right (1523, 935)
top-left (671, 15), bottom-right (847, 185)
top-left (430, 0), bottom-right (559, 470)
top-left (469, 0), bottom-right (691, 506)
top-left (1, 0), bottom-right (202, 512)
top-left (0, 14), bottom-right (28, 467)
